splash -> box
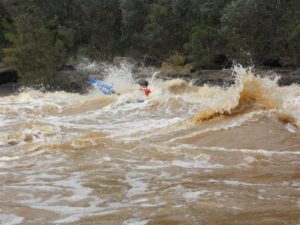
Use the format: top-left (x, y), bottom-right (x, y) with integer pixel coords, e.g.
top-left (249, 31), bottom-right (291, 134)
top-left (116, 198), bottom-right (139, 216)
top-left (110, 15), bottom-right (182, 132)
top-left (191, 65), bottom-right (298, 126)
top-left (1, 63), bottom-right (300, 224)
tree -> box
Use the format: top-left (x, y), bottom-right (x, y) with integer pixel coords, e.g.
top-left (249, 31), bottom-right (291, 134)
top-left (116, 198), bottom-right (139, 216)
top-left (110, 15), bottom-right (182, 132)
top-left (3, 5), bottom-right (66, 86)
top-left (120, 0), bottom-right (151, 56)
top-left (170, 0), bottom-right (194, 51)
top-left (184, 25), bottom-right (219, 69)
top-left (144, 3), bottom-right (174, 58)
top-left (0, 0), bottom-right (298, 91)
top-left (0, 0), bottom-right (10, 60)
top-left (221, 0), bottom-right (300, 66)
top-left (84, 0), bottom-right (122, 60)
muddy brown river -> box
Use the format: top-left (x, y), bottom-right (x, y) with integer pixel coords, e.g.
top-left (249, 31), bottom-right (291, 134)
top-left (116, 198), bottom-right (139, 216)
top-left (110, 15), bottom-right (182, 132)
top-left (1, 66), bottom-right (300, 225)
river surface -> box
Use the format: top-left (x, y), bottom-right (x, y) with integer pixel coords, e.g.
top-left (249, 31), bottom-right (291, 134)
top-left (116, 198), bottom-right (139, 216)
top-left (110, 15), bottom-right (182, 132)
top-left (1, 65), bottom-right (300, 225)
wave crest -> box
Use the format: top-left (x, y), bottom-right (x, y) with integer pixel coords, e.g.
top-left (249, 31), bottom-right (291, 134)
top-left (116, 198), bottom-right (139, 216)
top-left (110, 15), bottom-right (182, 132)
top-left (191, 71), bottom-right (292, 124)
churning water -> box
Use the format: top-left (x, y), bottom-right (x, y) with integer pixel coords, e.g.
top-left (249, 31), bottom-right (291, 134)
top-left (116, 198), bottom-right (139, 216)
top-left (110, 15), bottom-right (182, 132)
top-left (1, 64), bottom-right (300, 225)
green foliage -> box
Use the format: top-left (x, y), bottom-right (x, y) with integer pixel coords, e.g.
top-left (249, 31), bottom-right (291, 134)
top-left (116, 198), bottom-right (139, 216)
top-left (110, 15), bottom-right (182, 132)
top-left (0, 0), bottom-right (9, 60)
top-left (170, 0), bottom-right (194, 50)
top-left (3, 15), bottom-right (66, 86)
top-left (120, 0), bottom-right (150, 56)
top-left (286, 25), bottom-right (300, 66)
top-left (144, 4), bottom-right (172, 57)
top-left (185, 25), bottom-right (219, 69)
top-left (0, 0), bottom-right (299, 89)
top-left (221, 0), bottom-right (300, 66)
top-left (81, 0), bottom-right (122, 59)
top-left (221, 0), bottom-right (255, 64)
top-left (169, 52), bottom-right (185, 67)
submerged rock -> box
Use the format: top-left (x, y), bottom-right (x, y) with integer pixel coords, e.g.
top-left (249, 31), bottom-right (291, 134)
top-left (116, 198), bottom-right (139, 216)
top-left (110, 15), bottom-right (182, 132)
top-left (0, 67), bottom-right (18, 84)
top-left (56, 69), bottom-right (89, 93)
top-left (113, 57), bottom-right (135, 66)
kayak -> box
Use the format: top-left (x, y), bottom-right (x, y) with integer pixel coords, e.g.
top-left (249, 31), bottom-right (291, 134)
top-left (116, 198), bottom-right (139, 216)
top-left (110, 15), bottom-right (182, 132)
top-left (89, 78), bottom-right (146, 103)
top-left (89, 78), bottom-right (115, 95)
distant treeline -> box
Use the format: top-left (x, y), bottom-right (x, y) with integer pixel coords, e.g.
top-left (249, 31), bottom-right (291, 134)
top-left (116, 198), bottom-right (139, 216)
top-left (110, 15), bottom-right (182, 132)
top-left (0, 0), bottom-right (299, 85)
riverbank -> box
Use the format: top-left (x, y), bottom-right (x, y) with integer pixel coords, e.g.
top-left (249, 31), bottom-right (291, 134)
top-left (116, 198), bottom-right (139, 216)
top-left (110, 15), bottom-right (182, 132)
top-left (154, 66), bottom-right (300, 86)
top-left (0, 83), bottom-right (18, 96)
top-left (0, 62), bottom-right (299, 95)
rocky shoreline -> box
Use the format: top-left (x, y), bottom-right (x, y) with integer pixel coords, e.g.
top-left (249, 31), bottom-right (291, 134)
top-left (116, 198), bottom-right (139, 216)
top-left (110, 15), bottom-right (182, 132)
top-left (0, 60), bottom-right (299, 95)
top-left (154, 67), bottom-right (300, 86)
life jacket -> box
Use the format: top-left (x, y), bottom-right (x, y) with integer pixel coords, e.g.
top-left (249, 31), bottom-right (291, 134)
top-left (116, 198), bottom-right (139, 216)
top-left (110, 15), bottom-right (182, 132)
top-left (140, 87), bottom-right (151, 96)
top-left (144, 88), bottom-right (151, 96)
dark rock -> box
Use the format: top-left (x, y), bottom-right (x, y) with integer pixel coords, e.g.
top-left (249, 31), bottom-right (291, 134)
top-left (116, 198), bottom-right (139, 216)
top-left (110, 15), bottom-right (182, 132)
top-left (255, 68), bottom-right (300, 86)
top-left (56, 70), bottom-right (89, 92)
top-left (0, 67), bottom-right (18, 84)
top-left (263, 58), bottom-right (282, 67)
top-left (193, 78), bottom-right (235, 86)
top-left (213, 54), bottom-right (232, 68)
top-left (0, 83), bottom-right (19, 95)
top-left (133, 66), bottom-right (158, 80)
top-left (138, 56), bottom-right (161, 67)
top-left (58, 64), bottom-right (76, 71)
top-left (155, 67), bottom-right (235, 86)
top-left (0, 62), bottom-right (6, 68)
top-left (189, 69), bottom-right (234, 86)
top-left (278, 73), bottom-right (300, 86)
top-left (155, 67), bottom-right (300, 87)
top-left (184, 55), bottom-right (195, 64)
top-left (8, 141), bottom-right (18, 146)
top-left (278, 78), bottom-right (300, 86)
top-left (113, 57), bottom-right (135, 66)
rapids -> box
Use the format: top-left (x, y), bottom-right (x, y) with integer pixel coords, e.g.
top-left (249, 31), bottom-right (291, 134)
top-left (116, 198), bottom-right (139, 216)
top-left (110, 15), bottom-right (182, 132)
top-left (1, 65), bottom-right (300, 225)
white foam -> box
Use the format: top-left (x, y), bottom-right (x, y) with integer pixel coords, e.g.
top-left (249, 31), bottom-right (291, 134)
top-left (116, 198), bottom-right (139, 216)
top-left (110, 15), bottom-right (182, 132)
top-left (243, 156), bottom-right (256, 164)
top-left (53, 173), bottom-right (93, 202)
top-left (0, 156), bottom-right (20, 161)
top-left (126, 175), bottom-right (149, 198)
top-left (258, 195), bottom-right (265, 200)
top-left (203, 146), bottom-right (300, 157)
top-left (285, 123), bottom-right (297, 133)
top-left (0, 212), bottom-right (23, 225)
top-left (102, 156), bottom-right (112, 161)
top-left (9, 171), bottom-right (110, 224)
top-left (136, 161), bottom-right (169, 170)
top-left (171, 159), bottom-right (224, 169)
top-left (183, 190), bottom-right (209, 201)
top-left (223, 180), bottom-right (265, 187)
top-left (0, 161), bottom-right (19, 169)
top-left (123, 219), bottom-right (150, 225)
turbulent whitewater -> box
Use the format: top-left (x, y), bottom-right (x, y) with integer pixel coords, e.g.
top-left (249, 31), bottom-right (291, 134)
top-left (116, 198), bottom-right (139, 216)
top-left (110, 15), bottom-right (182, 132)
top-left (1, 65), bottom-right (300, 225)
